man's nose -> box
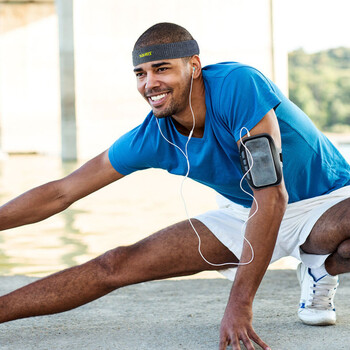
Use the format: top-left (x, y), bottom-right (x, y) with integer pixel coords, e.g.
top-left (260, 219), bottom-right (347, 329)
top-left (145, 73), bottom-right (160, 90)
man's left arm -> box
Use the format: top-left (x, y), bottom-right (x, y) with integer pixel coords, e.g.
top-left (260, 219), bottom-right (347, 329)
top-left (219, 108), bottom-right (289, 350)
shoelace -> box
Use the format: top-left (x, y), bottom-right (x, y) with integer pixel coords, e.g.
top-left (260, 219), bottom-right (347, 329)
top-left (308, 281), bottom-right (338, 310)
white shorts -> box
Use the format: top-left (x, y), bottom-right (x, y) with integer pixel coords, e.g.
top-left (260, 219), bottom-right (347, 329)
top-left (195, 186), bottom-right (350, 280)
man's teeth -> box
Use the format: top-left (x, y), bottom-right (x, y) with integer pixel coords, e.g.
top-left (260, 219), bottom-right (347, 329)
top-left (150, 93), bottom-right (166, 101)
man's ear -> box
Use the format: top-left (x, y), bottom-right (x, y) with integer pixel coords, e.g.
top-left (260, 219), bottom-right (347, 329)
top-left (190, 55), bottom-right (202, 77)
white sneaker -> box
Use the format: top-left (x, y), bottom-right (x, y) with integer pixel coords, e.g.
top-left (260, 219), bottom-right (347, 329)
top-left (297, 262), bottom-right (339, 326)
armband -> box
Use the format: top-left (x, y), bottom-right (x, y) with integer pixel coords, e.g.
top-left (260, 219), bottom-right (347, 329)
top-left (239, 133), bottom-right (283, 190)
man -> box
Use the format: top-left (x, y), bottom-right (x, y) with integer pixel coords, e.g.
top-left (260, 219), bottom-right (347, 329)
top-left (0, 22), bottom-right (349, 350)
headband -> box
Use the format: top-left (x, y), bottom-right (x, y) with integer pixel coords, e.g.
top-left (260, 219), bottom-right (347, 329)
top-left (132, 40), bottom-right (200, 66)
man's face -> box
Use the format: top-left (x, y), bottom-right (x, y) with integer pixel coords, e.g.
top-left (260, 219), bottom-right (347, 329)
top-left (133, 58), bottom-right (192, 118)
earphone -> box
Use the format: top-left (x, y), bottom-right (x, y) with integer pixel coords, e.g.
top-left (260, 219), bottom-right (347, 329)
top-left (155, 69), bottom-right (256, 267)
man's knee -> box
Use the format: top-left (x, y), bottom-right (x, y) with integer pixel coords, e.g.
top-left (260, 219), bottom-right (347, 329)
top-left (95, 245), bottom-right (130, 289)
top-left (336, 239), bottom-right (350, 259)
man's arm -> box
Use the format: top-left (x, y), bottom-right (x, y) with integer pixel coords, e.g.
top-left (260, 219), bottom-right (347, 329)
top-left (0, 150), bottom-right (124, 231)
top-left (219, 109), bottom-right (288, 350)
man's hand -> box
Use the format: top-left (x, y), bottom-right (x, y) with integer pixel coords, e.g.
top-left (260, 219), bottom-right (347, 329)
top-left (219, 302), bottom-right (270, 350)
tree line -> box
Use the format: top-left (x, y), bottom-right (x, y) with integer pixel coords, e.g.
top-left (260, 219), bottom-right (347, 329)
top-left (288, 47), bottom-right (350, 132)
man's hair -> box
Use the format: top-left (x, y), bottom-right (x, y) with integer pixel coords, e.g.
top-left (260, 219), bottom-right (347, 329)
top-left (133, 22), bottom-right (195, 50)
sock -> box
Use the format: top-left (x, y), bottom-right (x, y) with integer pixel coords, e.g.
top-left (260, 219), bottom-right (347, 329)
top-left (310, 264), bottom-right (328, 280)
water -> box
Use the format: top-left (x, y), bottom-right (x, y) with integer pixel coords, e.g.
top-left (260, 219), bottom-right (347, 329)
top-left (0, 155), bottom-right (217, 276)
top-left (0, 143), bottom-right (349, 277)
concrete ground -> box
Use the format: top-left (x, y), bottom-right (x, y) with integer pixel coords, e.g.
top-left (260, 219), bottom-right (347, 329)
top-left (0, 270), bottom-right (349, 350)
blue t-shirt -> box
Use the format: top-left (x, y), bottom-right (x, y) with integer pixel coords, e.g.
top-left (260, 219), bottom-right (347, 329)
top-left (108, 62), bottom-right (350, 207)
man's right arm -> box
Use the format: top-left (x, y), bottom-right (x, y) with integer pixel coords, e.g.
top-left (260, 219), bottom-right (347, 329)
top-left (0, 149), bottom-right (124, 231)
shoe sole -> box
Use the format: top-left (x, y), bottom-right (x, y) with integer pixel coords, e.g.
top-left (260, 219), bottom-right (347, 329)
top-left (299, 317), bottom-right (336, 326)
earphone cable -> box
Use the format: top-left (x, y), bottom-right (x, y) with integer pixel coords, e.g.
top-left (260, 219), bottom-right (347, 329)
top-left (156, 70), bottom-right (255, 267)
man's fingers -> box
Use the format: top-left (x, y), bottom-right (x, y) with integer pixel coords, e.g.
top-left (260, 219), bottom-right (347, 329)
top-left (239, 332), bottom-right (256, 350)
top-left (227, 334), bottom-right (242, 350)
top-left (219, 338), bottom-right (228, 350)
top-left (219, 333), bottom-right (248, 350)
top-left (219, 330), bottom-right (270, 350)
top-left (219, 333), bottom-right (240, 350)
top-left (249, 329), bottom-right (271, 350)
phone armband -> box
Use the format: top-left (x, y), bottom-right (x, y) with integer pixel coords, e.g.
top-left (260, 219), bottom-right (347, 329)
top-left (239, 133), bottom-right (283, 190)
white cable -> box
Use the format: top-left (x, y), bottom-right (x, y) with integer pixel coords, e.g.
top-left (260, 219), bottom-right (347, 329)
top-left (156, 70), bottom-right (256, 267)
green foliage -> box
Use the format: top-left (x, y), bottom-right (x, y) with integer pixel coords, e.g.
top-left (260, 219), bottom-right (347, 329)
top-left (288, 47), bottom-right (350, 132)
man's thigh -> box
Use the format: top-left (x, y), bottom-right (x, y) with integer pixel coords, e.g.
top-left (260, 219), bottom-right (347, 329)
top-left (300, 197), bottom-right (350, 255)
top-left (117, 219), bottom-right (239, 284)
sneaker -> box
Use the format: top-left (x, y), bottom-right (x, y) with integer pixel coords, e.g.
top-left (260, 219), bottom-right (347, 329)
top-left (296, 262), bottom-right (339, 326)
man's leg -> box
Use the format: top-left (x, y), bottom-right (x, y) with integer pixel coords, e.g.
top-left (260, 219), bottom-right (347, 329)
top-left (298, 197), bottom-right (350, 325)
top-left (0, 219), bottom-right (238, 324)
top-left (301, 197), bottom-right (350, 274)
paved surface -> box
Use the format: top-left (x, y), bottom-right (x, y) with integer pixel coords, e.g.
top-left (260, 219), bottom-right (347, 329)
top-left (0, 270), bottom-right (349, 349)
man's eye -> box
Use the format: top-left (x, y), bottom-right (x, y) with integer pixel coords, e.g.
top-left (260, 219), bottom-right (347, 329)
top-left (136, 72), bottom-right (145, 78)
top-left (158, 67), bottom-right (168, 72)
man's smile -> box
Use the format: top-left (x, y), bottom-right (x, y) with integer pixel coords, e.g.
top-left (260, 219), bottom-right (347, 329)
top-left (147, 92), bottom-right (169, 107)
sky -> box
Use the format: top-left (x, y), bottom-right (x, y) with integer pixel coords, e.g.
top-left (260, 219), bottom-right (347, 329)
top-left (277, 0), bottom-right (350, 53)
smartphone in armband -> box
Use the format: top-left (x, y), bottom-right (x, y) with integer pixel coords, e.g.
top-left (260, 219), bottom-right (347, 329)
top-left (239, 133), bottom-right (283, 190)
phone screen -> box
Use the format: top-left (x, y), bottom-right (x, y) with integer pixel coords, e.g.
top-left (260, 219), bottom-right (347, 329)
top-left (245, 137), bottom-right (277, 187)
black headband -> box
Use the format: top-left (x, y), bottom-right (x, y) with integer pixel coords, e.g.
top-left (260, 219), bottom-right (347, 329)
top-left (132, 40), bottom-right (199, 66)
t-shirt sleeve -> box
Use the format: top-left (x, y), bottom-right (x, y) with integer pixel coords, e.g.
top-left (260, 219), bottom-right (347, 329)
top-left (108, 126), bottom-right (155, 175)
top-left (219, 66), bottom-right (281, 141)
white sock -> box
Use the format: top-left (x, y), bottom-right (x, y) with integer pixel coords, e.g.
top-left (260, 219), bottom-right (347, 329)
top-left (310, 264), bottom-right (328, 280)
